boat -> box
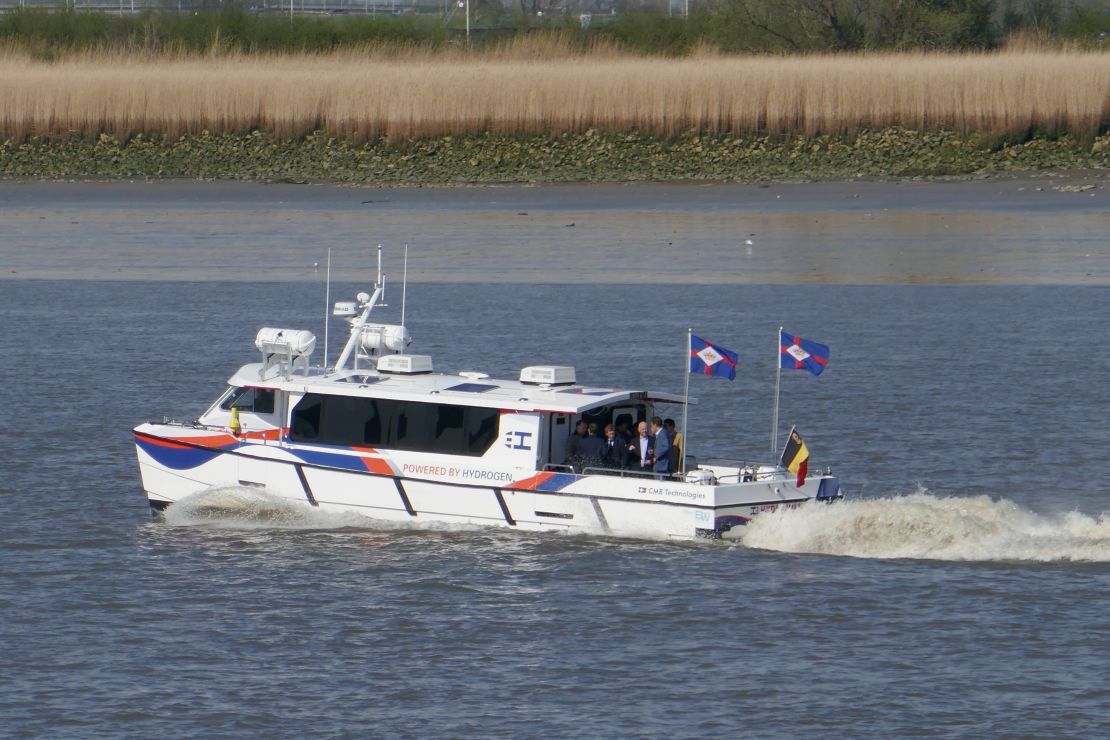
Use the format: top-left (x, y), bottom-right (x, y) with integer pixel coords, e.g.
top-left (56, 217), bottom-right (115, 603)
top-left (133, 254), bottom-right (842, 540)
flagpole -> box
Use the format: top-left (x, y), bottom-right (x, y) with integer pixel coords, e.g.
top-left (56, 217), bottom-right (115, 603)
top-left (323, 248), bottom-right (332, 370)
top-left (772, 326), bottom-right (782, 458)
top-left (681, 327), bottom-right (691, 475)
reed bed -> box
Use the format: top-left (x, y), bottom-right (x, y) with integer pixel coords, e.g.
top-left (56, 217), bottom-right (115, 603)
top-left (1, 46), bottom-right (1107, 141)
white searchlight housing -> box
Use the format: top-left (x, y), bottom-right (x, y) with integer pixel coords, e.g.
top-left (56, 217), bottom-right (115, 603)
top-left (255, 327), bottom-right (316, 378)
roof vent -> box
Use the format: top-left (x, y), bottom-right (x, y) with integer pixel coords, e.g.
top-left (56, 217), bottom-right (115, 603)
top-left (520, 365), bottom-right (576, 386)
top-left (377, 354), bottom-right (433, 375)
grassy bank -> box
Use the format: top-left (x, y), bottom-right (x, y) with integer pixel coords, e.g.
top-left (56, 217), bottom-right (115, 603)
top-left (2, 47), bottom-right (1107, 141)
top-left (3, 42), bottom-right (1105, 183)
top-left (2, 129), bottom-right (1106, 183)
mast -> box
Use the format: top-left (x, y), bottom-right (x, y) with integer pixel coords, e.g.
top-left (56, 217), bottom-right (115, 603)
top-left (334, 246), bottom-right (386, 372)
top-left (771, 326), bottom-right (782, 457)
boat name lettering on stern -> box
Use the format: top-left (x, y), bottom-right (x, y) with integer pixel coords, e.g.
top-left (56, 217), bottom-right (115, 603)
top-left (748, 502), bottom-right (804, 515)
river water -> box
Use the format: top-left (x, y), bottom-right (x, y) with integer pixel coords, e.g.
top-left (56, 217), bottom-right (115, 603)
top-left (1, 179), bottom-right (1108, 736)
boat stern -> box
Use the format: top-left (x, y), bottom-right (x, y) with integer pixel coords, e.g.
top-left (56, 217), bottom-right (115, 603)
top-left (697, 469), bottom-right (843, 539)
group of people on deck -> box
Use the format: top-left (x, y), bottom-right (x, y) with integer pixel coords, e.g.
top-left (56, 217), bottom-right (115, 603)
top-left (566, 417), bottom-right (684, 479)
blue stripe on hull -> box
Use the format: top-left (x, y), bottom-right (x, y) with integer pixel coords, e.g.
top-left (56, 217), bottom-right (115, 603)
top-left (533, 473), bottom-right (578, 492)
top-left (286, 447), bottom-right (370, 473)
top-left (135, 437), bottom-right (223, 471)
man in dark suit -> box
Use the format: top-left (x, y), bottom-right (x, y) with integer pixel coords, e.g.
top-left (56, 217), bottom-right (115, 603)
top-left (651, 416), bottom-right (672, 480)
top-left (576, 422), bottom-right (606, 472)
top-left (601, 423), bottom-right (628, 471)
top-left (565, 420), bottom-right (588, 466)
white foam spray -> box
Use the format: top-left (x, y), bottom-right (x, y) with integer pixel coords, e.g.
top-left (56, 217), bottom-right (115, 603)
top-left (161, 485), bottom-right (489, 534)
top-left (160, 486), bottom-right (625, 541)
top-left (163, 486), bottom-right (384, 530)
top-left (738, 491), bottom-right (1110, 562)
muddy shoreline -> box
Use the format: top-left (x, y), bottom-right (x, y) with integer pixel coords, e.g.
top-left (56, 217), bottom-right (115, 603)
top-left (2, 129), bottom-right (1107, 185)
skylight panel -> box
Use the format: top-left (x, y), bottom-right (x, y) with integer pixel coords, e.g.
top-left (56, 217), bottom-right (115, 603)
top-left (445, 382), bottom-right (498, 393)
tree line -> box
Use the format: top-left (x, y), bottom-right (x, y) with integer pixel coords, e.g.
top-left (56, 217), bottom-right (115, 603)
top-left (0, 0), bottom-right (1107, 54)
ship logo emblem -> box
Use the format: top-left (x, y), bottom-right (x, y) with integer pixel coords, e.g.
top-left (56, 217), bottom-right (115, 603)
top-left (505, 431), bottom-right (533, 450)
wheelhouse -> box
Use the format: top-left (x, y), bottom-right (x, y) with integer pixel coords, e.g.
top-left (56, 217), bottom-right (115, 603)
top-left (196, 362), bottom-right (685, 474)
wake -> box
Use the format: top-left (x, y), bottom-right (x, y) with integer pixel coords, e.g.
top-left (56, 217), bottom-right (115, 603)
top-left (161, 486), bottom-right (485, 534)
top-left (162, 487), bottom-right (1110, 560)
top-left (163, 486), bottom-right (380, 530)
top-left (738, 491), bottom-right (1110, 562)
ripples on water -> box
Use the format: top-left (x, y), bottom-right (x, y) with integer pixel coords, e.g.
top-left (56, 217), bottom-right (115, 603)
top-left (2, 195), bottom-right (1109, 734)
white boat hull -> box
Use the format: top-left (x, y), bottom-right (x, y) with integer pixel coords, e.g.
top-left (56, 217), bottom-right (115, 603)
top-left (136, 423), bottom-right (840, 540)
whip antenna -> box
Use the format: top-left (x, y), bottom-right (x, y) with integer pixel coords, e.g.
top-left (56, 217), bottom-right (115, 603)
top-left (323, 248), bottom-right (332, 370)
top-left (401, 244), bottom-right (409, 332)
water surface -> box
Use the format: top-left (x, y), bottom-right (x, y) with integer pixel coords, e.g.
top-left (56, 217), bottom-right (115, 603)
top-left (1, 182), bottom-right (1108, 737)
top-left (1, 178), bottom-right (1106, 284)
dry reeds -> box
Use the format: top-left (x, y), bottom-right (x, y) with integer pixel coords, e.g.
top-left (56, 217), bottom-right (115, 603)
top-left (1, 44), bottom-right (1107, 141)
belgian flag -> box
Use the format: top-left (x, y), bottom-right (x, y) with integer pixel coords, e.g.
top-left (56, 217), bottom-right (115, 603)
top-left (780, 427), bottom-right (809, 487)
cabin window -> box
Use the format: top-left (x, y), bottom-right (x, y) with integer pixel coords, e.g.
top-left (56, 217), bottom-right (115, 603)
top-left (321, 395), bottom-right (378, 447)
top-left (290, 395), bottom-right (322, 440)
top-left (221, 386), bottom-right (275, 415)
top-left (289, 393), bottom-right (499, 456)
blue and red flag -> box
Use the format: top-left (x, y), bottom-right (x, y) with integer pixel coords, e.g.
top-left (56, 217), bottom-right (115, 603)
top-left (780, 330), bottom-right (829, 376)
top-left (690, 335), bottom-right (738, 381)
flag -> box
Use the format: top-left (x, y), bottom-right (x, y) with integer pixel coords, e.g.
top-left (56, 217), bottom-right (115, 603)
top-left (780, 330), bottom-right (830, 376)
top-left (780, 426), bottom-right (809, 487)
top-left (690, 335), bottom-right (738, 381)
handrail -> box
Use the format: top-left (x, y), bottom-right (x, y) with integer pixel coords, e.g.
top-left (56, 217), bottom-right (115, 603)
top-left (580, 465), bottom-right (660, 479)
top-left (712, 471), bottom-right (783, 484)
top-left (151, 418), bottom-right (284, 446)
top-left (700, 457), bottom-right (776, 469)
top-left (550, 460), bottom-right (673, 480)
